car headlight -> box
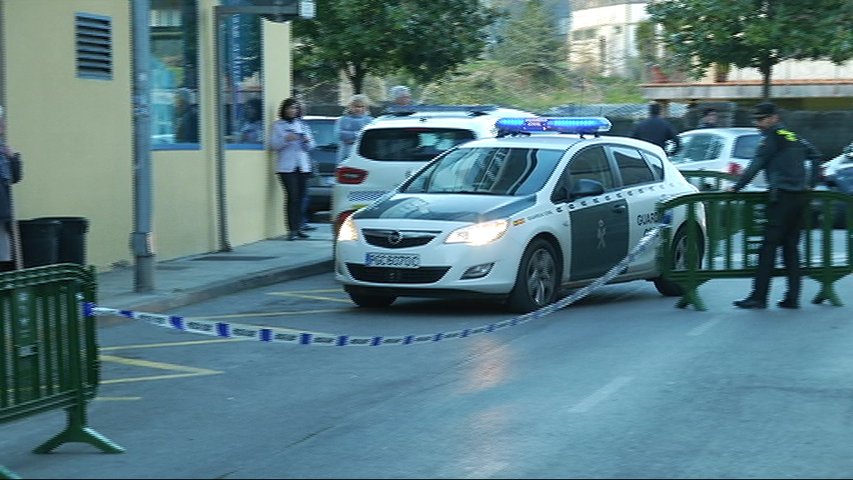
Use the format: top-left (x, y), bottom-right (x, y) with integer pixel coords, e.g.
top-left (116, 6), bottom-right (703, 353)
top-left (337, 215), bottom-right (358, 242)
top-left (445, 219), bottom-right (508, 246)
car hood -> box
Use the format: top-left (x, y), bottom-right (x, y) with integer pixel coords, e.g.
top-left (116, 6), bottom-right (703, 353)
top-left (354, 194), bottom-right (536, 223)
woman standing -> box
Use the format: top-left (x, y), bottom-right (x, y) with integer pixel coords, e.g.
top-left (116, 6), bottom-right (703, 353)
top-left (335, 94), bottom-right (373, 164)
top-left (269, 98), bottom-right (315, 240)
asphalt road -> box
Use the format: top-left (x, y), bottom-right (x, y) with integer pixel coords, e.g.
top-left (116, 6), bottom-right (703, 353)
top-left (4, 272), bottom-right (853, 479)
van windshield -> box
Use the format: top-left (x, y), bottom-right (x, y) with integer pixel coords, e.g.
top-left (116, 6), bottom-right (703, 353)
top-left (358, 127), bottom-right (476, 161)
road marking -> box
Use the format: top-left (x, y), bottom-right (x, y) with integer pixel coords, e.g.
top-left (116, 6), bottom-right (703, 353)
top-left (101, 338), bottom-right (246, 352)
top-left (268, 288), bottom-right (352, 304)
top-left (194, 308), bottom-right (348, 320)
top-left (687, 316), bottom-right (724, 336)
top-left (568, 376), bottom-right (633, 413)
top-left (95, 397), bottom-right (142, 401)
top-left (99, 355), bottom-right (222, 385)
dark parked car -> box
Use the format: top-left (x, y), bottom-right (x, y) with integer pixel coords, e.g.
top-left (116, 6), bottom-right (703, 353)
top-left (303, 115), bottom-right (338, 214)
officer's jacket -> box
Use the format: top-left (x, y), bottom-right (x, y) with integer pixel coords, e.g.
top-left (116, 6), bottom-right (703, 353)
top-left (733, 124), bottom-right (819, 192)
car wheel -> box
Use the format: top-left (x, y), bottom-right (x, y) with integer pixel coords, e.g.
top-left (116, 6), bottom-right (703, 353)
top-left (507, 239), bottom-right (560, 313)
top-left (654, 224), bottom-right (704, 297)
top-left (348, 291), bottom-right (397, 308)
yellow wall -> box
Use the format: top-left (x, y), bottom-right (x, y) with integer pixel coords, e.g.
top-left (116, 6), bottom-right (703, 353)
top-left (5, 0), bottom-right (133, 269)
top-left (3, 0), bottom-right (293, 270)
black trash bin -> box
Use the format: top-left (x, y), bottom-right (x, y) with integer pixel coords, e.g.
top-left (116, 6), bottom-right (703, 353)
top-left (37, 217), bottom-right (89, 265)
top-left (17, 219), bottom-right (61, 268)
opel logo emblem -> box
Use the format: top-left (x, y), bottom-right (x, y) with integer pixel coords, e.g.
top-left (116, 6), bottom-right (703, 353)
top-left (387, 230), bottom-right (403, 245)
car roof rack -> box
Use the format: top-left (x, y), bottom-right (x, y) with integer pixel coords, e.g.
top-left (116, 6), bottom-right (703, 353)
top-left (382, 104), bottom-right (499, 117)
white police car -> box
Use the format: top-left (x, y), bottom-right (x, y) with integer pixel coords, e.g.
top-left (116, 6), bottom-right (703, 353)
top-left (332, 105), bottom-right (536, 235)
top-left (335, 117), bottom-right (706, 312)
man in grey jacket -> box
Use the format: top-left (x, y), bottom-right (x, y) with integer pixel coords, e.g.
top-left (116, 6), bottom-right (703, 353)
top-left (730, 102), bottom-right (817, 309)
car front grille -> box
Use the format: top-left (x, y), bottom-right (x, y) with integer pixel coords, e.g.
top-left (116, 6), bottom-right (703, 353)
top-left (362, 229), bottom-right (440, 248)
top-left (346, 264), bottom-right (450, 284)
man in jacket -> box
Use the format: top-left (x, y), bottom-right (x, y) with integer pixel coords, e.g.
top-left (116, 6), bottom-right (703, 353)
top-left (630, 102), bottom-right (681, 154)
top-left (730, 102), bottom-right (813, 309)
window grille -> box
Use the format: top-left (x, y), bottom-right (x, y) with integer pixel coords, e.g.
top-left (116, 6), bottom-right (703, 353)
top-left (76, 13), bottom-right (112, 80)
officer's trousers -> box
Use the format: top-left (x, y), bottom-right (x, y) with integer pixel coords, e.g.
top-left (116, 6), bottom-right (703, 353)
top-left (751, 190), bottom-right (809, 302)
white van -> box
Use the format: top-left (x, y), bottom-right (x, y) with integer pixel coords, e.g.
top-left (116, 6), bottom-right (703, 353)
top-left (331, 105), bottom-right (536, 235)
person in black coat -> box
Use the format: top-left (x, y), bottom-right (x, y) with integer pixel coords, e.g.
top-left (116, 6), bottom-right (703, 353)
top-left (0, 105), bottom-right (22, 271)
top-left (631, 102), bottom-right (681, 154)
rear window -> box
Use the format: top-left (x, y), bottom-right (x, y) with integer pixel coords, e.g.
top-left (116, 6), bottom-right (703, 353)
top-left (732, 134), bottom-right (762, 159)
top-left (358, 127), bottom-right (476, 161)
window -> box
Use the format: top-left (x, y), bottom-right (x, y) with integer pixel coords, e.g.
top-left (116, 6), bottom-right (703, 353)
top-left (402, 147), bottom-right (562, 196)
top-left (612, 146), bottom-right (655, 186)
top-left (222, 1), bottom-right (264, 147)
top-left (150, 0), bottom-right (199, 147)
top-left (568, 146), bottom-right (614, 190)
top-left (360, 128), bottom-right (476, 162)
top-left (640, 150), bottom-right (665, 180)
top-left (76, 13), bottom-right (112, 80)
top-left (732, 134), bottom-right (762, 159)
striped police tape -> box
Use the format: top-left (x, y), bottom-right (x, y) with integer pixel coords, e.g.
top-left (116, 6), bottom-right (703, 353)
top-left (90, 222), bottom-right (667, 347)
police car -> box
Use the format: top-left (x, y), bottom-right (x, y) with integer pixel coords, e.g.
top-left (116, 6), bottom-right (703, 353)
top-left (332, 105), bottom-right (536, 235)
top-left (335, 117), bottom-right (706, 312)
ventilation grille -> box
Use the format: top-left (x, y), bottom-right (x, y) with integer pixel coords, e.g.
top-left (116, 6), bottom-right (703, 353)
top-left (76, 13), bottom-right (112, 80)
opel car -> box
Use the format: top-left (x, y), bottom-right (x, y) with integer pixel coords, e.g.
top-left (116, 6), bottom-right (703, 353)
top-left (335, 117), bottom-right (706, 312)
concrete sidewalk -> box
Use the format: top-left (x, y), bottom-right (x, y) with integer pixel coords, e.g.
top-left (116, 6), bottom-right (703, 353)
top-left (95, 223), bottom-right (335, 314)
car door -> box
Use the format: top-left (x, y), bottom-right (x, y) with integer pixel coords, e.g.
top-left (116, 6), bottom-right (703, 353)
top-left (609, 144), bottom-right (663, 273)
top-left (565, 145), bottom-right (629, 281)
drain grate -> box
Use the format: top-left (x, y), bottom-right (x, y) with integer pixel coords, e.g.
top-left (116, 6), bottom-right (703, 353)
top-left (191, 255), bottom-right (276, 261)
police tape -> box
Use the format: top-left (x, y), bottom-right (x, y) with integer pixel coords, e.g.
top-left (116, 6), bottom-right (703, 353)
top-left (90, 222), bottom-right (667, 347)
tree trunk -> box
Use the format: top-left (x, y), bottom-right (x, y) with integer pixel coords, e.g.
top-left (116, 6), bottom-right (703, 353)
top-left (759, 56), bottom-right (773, 101)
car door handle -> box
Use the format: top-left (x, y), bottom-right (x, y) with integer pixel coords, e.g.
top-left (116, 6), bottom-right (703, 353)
top-left (612, 204), bottom-right (626, 214)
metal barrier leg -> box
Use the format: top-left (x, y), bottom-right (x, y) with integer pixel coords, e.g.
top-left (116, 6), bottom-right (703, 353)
top-left (676, 287), bottom-right (707, 311)
top-left (0, 465), bottom-right (21, 480)
top-left (810, 280), bottom-right (843, 307)
top-left (33, 403), bottom-right (124, 454)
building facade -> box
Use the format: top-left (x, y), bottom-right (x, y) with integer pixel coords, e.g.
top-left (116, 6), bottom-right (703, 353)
top-left (0, 0), bottom-right (296, 272)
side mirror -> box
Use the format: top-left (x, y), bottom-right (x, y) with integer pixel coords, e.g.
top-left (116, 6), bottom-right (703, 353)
top-left (570, 178), bottom-right (606, 200)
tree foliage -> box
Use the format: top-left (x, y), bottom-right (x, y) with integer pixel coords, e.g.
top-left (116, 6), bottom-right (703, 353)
top-left (490, 0), bottom-right (567, 81)
top-left (292, 0), bottom-right (497, 94)
top-left (647, 0), bottom-right (853, 99)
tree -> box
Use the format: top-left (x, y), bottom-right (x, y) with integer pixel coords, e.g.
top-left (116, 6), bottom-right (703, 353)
top-left (647, 0), bottom-right (853, 99)
top-left (490, 0), bottom-right (567, 82)
top-left (292, 0), bottom-right (498, 94)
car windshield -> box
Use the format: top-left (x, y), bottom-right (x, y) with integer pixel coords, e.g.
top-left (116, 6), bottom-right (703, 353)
top-left (732, 134), bottom-right (762, 159)
top-left (400, 146), bottom-right (564, 196)
top-left (359, 127), bottom-right (476, 161)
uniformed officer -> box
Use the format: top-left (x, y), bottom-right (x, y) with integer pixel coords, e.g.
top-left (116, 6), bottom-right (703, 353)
top-left (730, 102), bottom-right (816, 310)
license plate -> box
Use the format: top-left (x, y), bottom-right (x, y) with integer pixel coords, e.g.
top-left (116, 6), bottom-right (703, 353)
top-left (365, 252), bottom-right (420, 268)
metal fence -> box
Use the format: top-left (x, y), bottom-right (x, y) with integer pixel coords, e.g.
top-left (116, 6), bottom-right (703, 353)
top-left (656, 188), bottom-right (853, 311)
top-left (1, 264), bottom-right (123, 479)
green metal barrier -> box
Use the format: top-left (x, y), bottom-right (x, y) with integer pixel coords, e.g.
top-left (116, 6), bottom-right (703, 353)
top-left (679, 169), bottom-right (738, 192)
top-left (1, 264), bottom-right (123, 479)
top-left (657, 190), bottom-right (853, 311)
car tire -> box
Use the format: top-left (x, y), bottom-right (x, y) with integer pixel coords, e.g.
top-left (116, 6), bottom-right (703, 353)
top-left (348, 291), bottom-right (397, 308)
top-left (654, 224), bottom-right (704, 297)
top-left (507, 238), bottom-right (560, 313)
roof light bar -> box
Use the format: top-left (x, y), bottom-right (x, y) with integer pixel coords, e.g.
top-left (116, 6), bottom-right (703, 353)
top-left (495, 117), bottom-right (612, 135)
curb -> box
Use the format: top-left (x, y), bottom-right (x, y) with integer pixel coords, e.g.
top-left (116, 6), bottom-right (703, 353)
top-left (98, 259), bottom-right (334, 318)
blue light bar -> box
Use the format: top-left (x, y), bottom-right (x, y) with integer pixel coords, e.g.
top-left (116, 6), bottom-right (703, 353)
top-left (495, 117), bottom-right (612, 135)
